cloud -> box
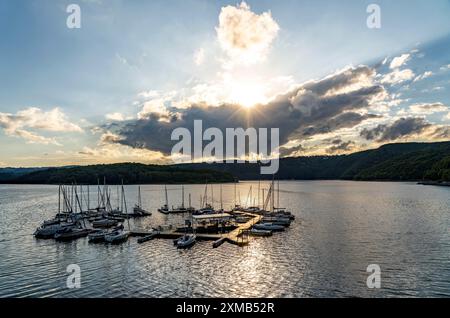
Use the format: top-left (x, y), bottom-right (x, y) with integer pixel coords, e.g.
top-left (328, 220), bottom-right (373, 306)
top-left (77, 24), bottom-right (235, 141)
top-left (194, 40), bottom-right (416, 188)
top-left (279, 143), bottom-right (304, 157)
top-left (109, 65), bottom-right (385, 158)
top-left (216, 1), bottom-right (279, 65)
top-left (413, 71), bottom-right (433, 82)
top-left (326, 139), bottom-right (355, 154)
top-left (0, 107), bottom-right (82, 145)
top-left (106, 112), bottom-right (129, 121)
top-left (381, 69), bottom-right (415, 85)
top-left (390, 53), bottom-right (410, 69)
top-left (194, 48), bottom-right (205, 66)
top-left (360, 117), bottom-right (431, 142)
top-left (407, 102), bottom-right (448, 115)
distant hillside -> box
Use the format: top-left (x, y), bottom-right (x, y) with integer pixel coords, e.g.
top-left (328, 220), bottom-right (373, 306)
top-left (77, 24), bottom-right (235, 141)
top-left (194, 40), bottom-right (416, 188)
top-left (179, 141), bottom-right (450, 181)
top-left (1, 163), bottom-right (235, 184)
top-left (1, 141), bottom-right (450, 184)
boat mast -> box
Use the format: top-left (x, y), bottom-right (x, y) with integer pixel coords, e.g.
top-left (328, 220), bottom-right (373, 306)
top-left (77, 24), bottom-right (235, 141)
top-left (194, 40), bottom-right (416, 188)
top-left (258, 179), bottom-right (260, 209)
top-left (122, 180), bottom-right (131, 230)
top-left (181, 185), bottom-right (185, 209)
top-left (58, 185), bottom-right (61, 216)
top-left (220, 184), bottom-right (223, 211)
top-left (277, 179), bottom-right (280, 210)
top-left (271, 177), bottom-right (275, 213)
top-left (211, 184), bottom-right (214, 208)
top-left (87, 184), bottom-right (90, 212)
top-left (189, 193), bottom-right (192, 208)
top-left (164, 185), bottom-right (169, 208)
top-left (234, 182), bottom-right (237, 207)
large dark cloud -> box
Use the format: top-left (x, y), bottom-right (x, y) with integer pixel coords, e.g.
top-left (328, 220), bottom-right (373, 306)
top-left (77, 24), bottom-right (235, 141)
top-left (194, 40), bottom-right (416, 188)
top-left (107, 66), bottom-right (385, 156)
top-left (360, 117), bottom-right (431, 142)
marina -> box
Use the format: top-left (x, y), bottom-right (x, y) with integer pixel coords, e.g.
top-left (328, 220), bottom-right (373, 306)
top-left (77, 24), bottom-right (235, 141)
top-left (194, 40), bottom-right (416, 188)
top-left (33, 179), bottom-right (295, 249)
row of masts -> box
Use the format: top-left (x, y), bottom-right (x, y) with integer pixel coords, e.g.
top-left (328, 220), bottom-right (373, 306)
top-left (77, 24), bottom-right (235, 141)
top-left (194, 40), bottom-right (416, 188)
top-left (161, 179), bottom-right (282, 213)
top-left (57, 179), bottom-right (135, 215)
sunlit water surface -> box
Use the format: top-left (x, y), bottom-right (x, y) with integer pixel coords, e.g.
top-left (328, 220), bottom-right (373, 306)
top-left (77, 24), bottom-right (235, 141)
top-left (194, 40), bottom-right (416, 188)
top-left (0, 181), bottom-right (449, 298)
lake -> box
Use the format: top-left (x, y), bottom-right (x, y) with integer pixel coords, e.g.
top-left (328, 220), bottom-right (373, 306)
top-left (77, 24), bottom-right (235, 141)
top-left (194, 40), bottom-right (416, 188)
top-left (0, 181), bottom-right (449, 297)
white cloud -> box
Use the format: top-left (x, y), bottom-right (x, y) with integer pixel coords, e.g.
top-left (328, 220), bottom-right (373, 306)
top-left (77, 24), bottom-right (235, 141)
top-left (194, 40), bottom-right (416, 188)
top-left (216, 1), bottom-right (279, 65)
top-left (390, 53), bottom-right (410, 69)
top-left (381, 69), bottom-right (415, 85)
top-left (440, 64), bottom-right (450, 71)
top-left (413, 71), bottom-right (433, 82)
top-left (105, 112), bottom-right (133, 121)
top-left (194, 48), bottom-right (205, 66)
top-left (408, 102), bottom-right (448, 115)
top-left (0, 107), bottom-right (82, 145)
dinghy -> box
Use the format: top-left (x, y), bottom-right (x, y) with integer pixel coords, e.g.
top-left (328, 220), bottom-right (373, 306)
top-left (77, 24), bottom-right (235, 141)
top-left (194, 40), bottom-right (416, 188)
top-left (137, 230), bottom-right (159, 243)
top-left (176, 234), bottom-right (196, 248)
top-left (253, 223), bottom-right (285, 232)
top-left (250, 228), bottom-right (273, 237)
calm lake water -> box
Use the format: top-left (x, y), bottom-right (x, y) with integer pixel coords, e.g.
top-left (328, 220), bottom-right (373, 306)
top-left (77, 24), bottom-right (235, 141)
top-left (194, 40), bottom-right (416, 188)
top-left (0, 181), bottom-right (449, 298)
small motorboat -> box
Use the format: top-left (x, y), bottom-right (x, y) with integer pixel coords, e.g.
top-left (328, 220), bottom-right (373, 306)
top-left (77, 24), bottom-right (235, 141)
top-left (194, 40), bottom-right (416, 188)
top-left (104, 229), bottom-right (130, 244)
top-left (176, 234), bottom-right (196, 248)
top-left (253, 223), bottom-right (285, 232)
top-left (137, 230), bottom-right (159, 244)
top-left (235, 216), bottom-right (251, 223)
top-left (250, 228), bottom-right (273, 237)
top-left (262, 217), bottom-right (291, 226)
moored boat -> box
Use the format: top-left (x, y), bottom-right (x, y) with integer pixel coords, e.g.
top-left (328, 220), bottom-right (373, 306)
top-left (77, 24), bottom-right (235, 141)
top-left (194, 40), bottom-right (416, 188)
top-left (54, 227), bottom-right (91, 241)
top-left (250, 228), bottom-right (273, 237)
top-left (176, 234), bottom-right (196, 248)
top-left (104, 229), bottom-right (130, 244)
top-left (253, 223), bottom-right (285, 232)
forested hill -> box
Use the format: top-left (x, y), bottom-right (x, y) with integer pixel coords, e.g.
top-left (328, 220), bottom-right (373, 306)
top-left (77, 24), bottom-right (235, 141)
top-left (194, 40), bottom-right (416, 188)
top-left (1, 141), bottom-right (450, 184)
top-left (0, 163), bottom-right (235, 184)
top-left (180, 141), bottom-right (450, 181)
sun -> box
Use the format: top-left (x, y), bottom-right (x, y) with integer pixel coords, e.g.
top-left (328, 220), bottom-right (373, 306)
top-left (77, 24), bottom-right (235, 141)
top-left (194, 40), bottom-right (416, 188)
top-left (229, 81), bottom-right (268, 108)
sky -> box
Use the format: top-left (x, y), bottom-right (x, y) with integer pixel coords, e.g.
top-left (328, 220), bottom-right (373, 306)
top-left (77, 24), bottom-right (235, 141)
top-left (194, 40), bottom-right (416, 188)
top-left (0, 0), bottom-right (450, 167)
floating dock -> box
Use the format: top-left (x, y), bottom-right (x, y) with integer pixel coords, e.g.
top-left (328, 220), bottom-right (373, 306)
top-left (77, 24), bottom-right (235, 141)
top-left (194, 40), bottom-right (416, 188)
top-left (131, 212), bottom-right (262, 247)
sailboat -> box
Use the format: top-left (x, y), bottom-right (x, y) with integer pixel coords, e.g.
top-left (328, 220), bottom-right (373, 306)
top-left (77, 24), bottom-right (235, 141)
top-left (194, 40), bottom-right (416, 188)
top-left (105, 181), bottom-right (131, 244)
top-left (34, 185), bottom-right (78, 239)
top-left (158, 185), bottom-right (170, 213)
top-left (133, 186), bottom-right (152, 216)
top-left (54, 186), bottom-right (91, 241)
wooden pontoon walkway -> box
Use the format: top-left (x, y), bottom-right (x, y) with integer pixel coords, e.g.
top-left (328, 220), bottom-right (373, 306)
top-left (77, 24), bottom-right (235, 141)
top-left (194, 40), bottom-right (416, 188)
top-left (131, 212), bottom-right (262, 247)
